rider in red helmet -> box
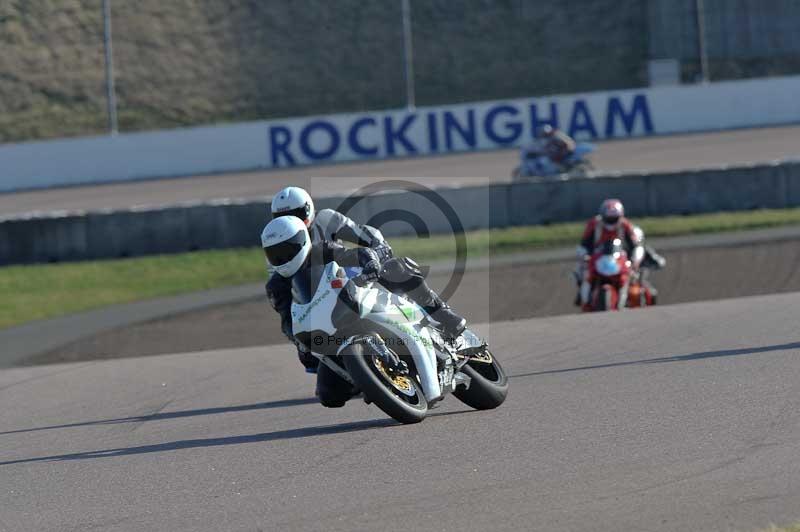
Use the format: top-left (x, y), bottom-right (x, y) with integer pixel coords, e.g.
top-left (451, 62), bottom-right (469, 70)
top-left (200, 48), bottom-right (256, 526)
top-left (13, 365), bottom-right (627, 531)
top-left (575, 199), bottom-right (644, 310)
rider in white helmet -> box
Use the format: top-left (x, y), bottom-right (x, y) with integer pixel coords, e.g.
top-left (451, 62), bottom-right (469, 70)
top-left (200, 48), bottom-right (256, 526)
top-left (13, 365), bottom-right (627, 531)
top-left (264, 186), bottom-right (466, 374)
top-left (262, 215), bottom-right (382, 407)
top-left (270, 186), bottom-right (391, 255)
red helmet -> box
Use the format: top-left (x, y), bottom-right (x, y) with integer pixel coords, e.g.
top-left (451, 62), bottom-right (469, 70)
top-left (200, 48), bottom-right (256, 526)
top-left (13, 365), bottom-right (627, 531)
top-left (599, 199), bottom-right (624, 227)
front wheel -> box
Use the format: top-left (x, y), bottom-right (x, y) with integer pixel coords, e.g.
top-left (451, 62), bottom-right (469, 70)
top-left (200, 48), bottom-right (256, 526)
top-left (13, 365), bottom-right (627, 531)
top-left (453, 349), bottom-right (508, 410)
top-left (342, 335), bottom-right (428, 424)
top-left (594, 284), bottom-right (616, 311)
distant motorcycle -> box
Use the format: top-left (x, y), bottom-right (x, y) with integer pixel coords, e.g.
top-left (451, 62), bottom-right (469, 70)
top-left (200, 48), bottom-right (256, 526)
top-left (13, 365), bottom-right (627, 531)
top-left (586, 238), bottom-right (631, 311)
top-left (512, 142), bottom-right (595, 180)
top-left (581, 238), bottom-right (659, 312)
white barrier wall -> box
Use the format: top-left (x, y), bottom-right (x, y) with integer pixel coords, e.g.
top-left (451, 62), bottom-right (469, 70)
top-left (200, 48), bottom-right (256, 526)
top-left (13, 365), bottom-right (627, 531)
top-left (2, 76), bottom-right (800, 192)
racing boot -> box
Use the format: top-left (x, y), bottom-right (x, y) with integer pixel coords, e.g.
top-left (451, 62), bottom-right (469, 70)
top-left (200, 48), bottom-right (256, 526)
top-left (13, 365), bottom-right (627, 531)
top-left (297, 348), bottom-right (319, 374)
top-left (406, 285), bottom-right (466, 340)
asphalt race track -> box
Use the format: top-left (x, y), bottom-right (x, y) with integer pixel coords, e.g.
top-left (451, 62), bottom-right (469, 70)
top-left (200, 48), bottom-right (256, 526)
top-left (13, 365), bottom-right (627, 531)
top-left (1, 124), bottom-right (800, 217)
top-left (2, 293), bottom-right (800, 531)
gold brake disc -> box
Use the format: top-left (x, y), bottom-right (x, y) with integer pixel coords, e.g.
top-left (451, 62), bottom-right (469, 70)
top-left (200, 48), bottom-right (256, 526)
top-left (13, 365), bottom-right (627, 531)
top-left (373, 358), bottom-right (415, 396)
top-left (467, 350), bottom-right (494, 364)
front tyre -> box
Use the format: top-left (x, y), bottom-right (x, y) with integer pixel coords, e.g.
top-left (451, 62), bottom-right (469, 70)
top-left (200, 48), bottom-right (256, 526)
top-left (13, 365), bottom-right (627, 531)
top-left (453, 349), bottom-right (508, 410)
top-left (342, 335), bottom-right (428, 424)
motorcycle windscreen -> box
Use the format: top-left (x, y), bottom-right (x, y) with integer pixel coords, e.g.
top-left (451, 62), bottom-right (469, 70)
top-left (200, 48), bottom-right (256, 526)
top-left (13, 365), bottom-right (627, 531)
top-left (595, 254), bottom-right (622, 277)
top-left (291, 264), bottom-right (325, 304)
top-left (291, 262), bottom-right (339, 336)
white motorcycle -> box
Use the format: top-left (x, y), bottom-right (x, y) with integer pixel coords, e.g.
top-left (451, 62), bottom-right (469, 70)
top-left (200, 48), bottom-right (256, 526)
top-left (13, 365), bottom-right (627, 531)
top-left (291, 261), bottom-right (508, 424)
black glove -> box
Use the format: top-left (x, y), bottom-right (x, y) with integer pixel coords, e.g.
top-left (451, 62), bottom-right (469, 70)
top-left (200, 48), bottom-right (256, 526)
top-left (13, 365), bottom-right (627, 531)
top-left (372, 242), bottom-right (393, 262)
top-left (354, 257), bottom-right (381, 287)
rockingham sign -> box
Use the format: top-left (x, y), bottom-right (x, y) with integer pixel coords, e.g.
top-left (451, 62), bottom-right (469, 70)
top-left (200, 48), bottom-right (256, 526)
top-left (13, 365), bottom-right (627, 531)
top-left (266, 93), bottom-right (653, 167)
top-left (2, 76), bottom-right (799, 191)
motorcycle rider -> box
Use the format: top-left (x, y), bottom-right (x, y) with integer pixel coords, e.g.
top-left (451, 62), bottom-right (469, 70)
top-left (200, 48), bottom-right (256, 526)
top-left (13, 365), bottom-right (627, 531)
top-left (576, 199), bottom-right (644, 311)
top-left (263, 215), bottom-right (466, 408)
top-left (631, 224), bottom-right (666, 305)
top-left (540, 124), bottom-right (576, 167)
top-left (520, 125), bottom-right (577, 177)
top-left (634, 225), bottom-right (667, 272)
top-left (264, 186), bottom-right (466, 374)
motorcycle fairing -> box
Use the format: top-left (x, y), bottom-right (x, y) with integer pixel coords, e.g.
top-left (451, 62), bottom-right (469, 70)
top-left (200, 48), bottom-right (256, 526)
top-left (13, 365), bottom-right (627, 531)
top-left (291, 261), bottom-right (442, 401)
top-left (351, 283), bottom-right (442, 401)
top-left (291, 262), bottom-right (339, 336)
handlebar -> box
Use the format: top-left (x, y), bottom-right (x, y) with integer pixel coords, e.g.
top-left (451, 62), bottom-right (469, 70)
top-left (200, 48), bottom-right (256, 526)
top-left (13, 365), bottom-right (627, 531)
top-left (352, 271), bottom-right (379, 287)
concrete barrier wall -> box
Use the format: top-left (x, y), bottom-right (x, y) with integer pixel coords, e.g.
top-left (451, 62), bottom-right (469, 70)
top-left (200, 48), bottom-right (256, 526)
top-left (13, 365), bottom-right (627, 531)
top-left (3, 161), bottom-right (800, 265)
top-left (3, 76), bottom-right (800, 192)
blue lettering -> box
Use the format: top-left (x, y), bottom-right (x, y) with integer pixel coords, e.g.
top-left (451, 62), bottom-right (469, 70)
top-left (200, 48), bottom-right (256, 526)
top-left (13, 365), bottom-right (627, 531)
top-left (568, 100), bottom-right (598, 139)
top-left (605, 94), bottom-right (654, 137)
top-left (268, 126), bottom-right (295, 166)
top-left (427, 112), bottom-right (439, 153)
top-left (383, 114), bottom-right (418, 155)
top-left (347, 117), bottom-right (378, 156)
top-left (299, 120), bottom-right (340, 161)
top-left (443, 110), bottom-right (476, 151)
top-left (484, 105), bottom-right (522, 145)
top-left (529, 102), bottom-right (559, 137)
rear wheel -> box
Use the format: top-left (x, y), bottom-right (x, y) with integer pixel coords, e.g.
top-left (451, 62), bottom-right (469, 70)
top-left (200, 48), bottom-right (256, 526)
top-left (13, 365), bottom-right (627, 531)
top-left (566, 160), bottom-right (593, 177)
top-left (453, 349), bottom-right (508, 410)
top-left (342, 335), bottom-right (428, 424)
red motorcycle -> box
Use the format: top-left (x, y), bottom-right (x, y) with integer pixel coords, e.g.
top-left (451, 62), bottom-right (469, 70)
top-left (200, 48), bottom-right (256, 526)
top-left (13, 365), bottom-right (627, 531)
top-left (581, 238), bottom-right (628, 311)
top-left (584, 238), bottom-right (657, 311)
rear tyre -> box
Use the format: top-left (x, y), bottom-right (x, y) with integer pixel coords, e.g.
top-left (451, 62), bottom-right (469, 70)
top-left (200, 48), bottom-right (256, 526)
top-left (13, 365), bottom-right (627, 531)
top-left (453, 350), bottom-right (508, 410)
top-left (342, 335), bottom-right (428, 424)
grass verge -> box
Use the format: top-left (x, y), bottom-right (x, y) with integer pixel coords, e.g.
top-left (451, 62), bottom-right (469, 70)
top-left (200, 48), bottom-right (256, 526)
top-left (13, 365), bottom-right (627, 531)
top-left (3, 208), bottom-right (800, 330)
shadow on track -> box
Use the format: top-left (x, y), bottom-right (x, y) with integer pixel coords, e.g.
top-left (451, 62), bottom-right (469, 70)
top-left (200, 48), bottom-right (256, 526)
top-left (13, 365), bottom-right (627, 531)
top-left (0, 397), bottom-right (319, 436)
top-left (0, 418), bottom-right (394, 465)
top-left (509, 341), bottom-right (800, 380)
top-left (0, 409), bottom-right (473, 466)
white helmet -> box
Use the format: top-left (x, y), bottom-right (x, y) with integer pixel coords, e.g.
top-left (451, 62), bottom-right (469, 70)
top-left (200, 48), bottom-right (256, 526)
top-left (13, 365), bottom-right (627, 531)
top-left (271, 186), bottom-right (315, 226)
top-left (261, 216), bottom-right (311, 278)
